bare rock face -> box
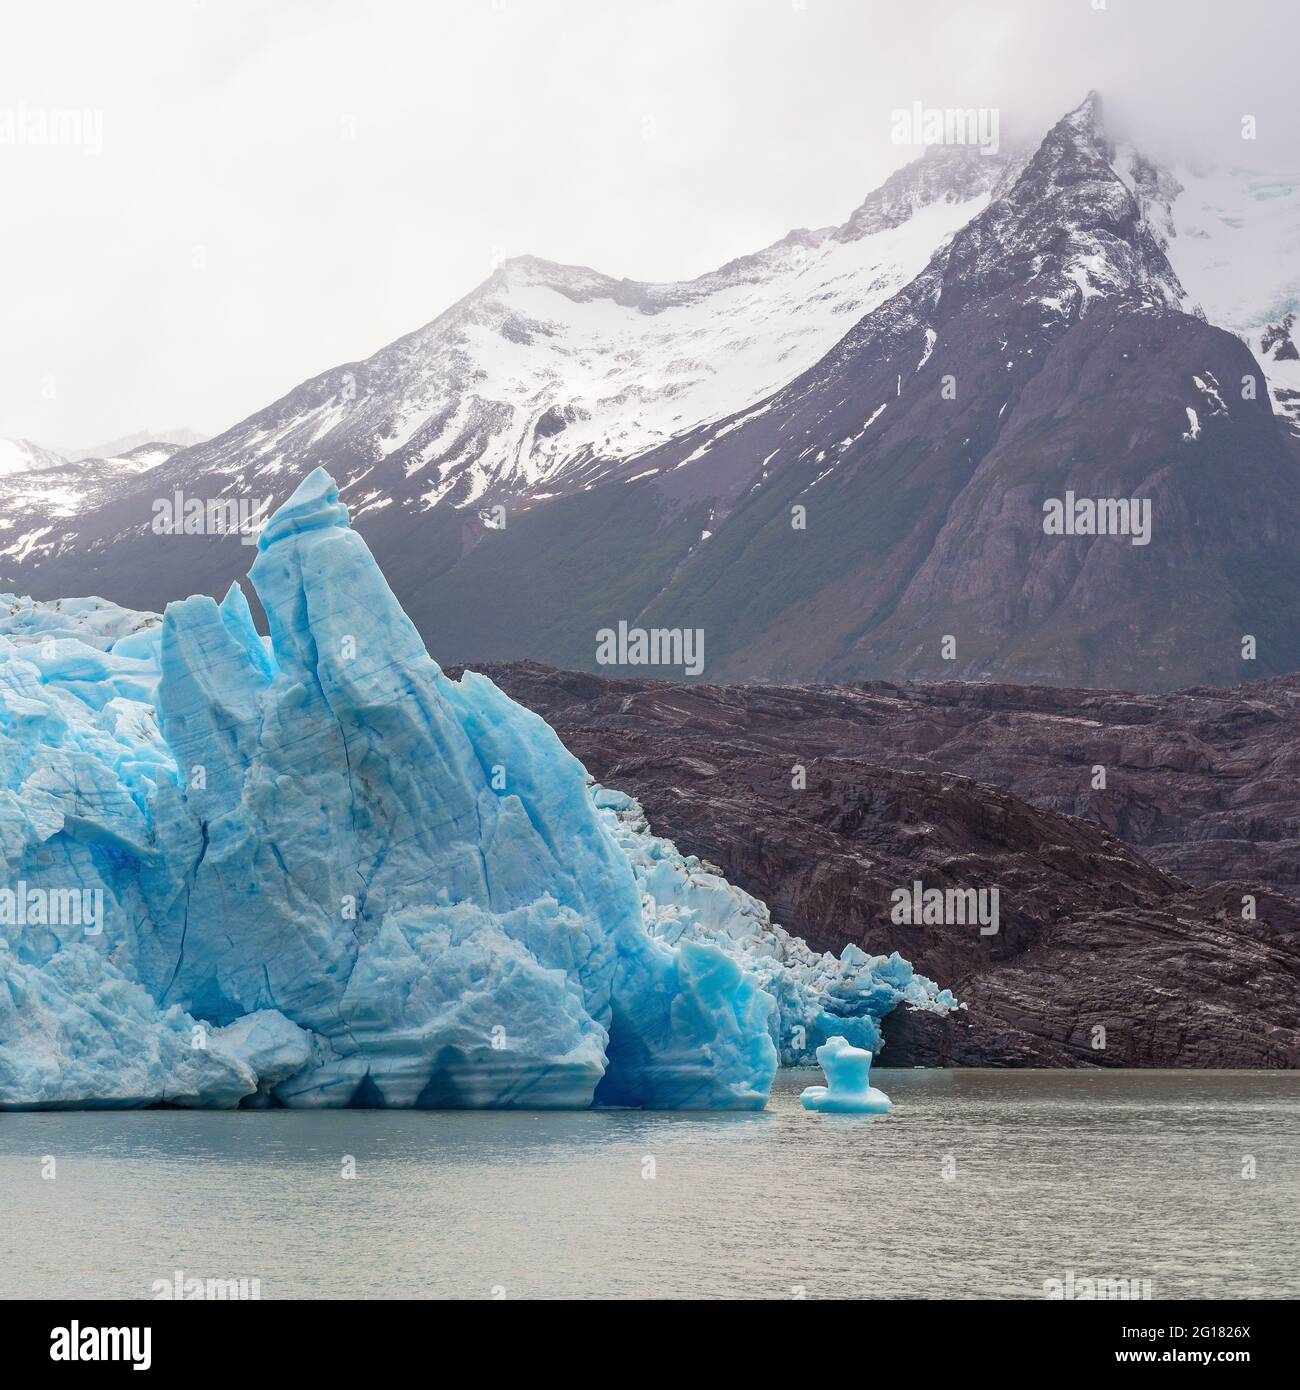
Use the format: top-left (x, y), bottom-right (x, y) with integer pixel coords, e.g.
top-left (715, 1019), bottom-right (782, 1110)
top-left (452, 661), bottom-right (1300, 1069)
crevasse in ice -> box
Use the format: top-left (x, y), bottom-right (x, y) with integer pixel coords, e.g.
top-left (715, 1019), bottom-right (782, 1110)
top-left (0, 469), bottom-right (953, 1109)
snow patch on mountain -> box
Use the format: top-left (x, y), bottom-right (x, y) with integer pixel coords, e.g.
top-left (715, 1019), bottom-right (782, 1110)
top-left (141, 146), bottom-right (1010, 520)
top-left (0, 439), bottom-right (67, 478)
top-left (0, 438), bottom-right (192, 570)
top-left (1122, 155), bottom-right (1300, 432)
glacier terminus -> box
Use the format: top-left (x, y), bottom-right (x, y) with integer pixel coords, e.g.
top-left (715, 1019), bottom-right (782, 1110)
top-left (0, 469), bottom-right (954, 1110)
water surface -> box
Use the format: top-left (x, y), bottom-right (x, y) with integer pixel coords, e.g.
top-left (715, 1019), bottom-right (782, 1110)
top-left (3, 1069), bottom-right (1297, 1299)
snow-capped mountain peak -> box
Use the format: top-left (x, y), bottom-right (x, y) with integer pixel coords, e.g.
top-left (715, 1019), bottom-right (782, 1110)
top-left (147, 142), bottom-right (1012, 517)
top-left (950, 90), bottom-right (1187, 320)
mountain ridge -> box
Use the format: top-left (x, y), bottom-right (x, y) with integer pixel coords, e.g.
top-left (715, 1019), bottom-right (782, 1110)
top-left (404, 92), bottom-right (1300, 689)
top-left (3, 92), bottom-right (1299, 693)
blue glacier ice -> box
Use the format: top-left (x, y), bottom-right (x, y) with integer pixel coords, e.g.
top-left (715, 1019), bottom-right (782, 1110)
top-left (799, 1036), bottom-right (892, 1114)
top-left (0, 469), bottom-right (954, 1110)
top-left (594, 788), bottom-right (956, 1064)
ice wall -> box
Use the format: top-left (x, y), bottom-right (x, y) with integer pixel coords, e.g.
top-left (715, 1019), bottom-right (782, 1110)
top-left (0, 470), bottom-right (953, 1110)
top-left (595, 788), bottom-right (956, 1064)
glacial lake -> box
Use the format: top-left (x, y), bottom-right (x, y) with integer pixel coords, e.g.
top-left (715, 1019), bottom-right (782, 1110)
top-left (3, 1069), bottom-right (1298, 1300)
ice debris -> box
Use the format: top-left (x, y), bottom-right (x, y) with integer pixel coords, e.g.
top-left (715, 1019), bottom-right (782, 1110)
top-left (0, 469), bottom-right (953, 1109)
top-left (800, 1035), bottom-right (892, 1114)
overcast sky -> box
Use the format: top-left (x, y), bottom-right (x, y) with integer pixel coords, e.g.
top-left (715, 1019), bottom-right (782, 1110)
top-left (3, 0), bottom-right (1297, 448)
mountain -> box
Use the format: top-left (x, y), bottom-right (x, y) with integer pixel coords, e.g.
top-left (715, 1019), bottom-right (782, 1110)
top-left (0, 439), bottom-right (67, 478)
top-left (0, 140), bottom-right (1013, 619)
top-left (137, 144), bottom-right (1012, 513)
top-left (409, 92), bottom-right (1300, 689)
top-left (60, 428), bottom-right (210, 463)
top-left (0, 140), bottom-right (1012, 617)
top-left (4, 93), bottom-right (1300, 692)
top-left (0, 438), bottom-right (195, 576)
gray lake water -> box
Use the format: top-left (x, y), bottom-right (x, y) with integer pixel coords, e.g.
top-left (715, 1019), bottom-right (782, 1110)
top-left (3, 1069), bottom-right (1297, 1300)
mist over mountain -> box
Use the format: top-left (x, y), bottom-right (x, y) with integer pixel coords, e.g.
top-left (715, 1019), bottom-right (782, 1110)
top-left (59, 429), bottom-right (210, 464)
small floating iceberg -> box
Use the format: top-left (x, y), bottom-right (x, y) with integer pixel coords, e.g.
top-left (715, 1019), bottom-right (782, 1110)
top-left (800, 1035), bottom-right (891, 1114)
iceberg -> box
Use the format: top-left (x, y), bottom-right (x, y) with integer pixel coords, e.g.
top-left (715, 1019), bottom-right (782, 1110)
top-left (800, 1036), bottom-right (892, 1114)
top-left (0, 469), bottom-right (952, 1110)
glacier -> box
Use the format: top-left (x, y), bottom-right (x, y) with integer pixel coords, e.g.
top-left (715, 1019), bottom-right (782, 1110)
top-left (0, 469), bottom-right (954, 1110)
top-left (594, 788), bottom-right (956, 1064)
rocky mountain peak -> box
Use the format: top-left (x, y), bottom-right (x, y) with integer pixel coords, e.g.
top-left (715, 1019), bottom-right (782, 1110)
top-left (835, 142), bottom-right (1012, 243)
top-left (933, 89), bottom-right (1186, 320)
